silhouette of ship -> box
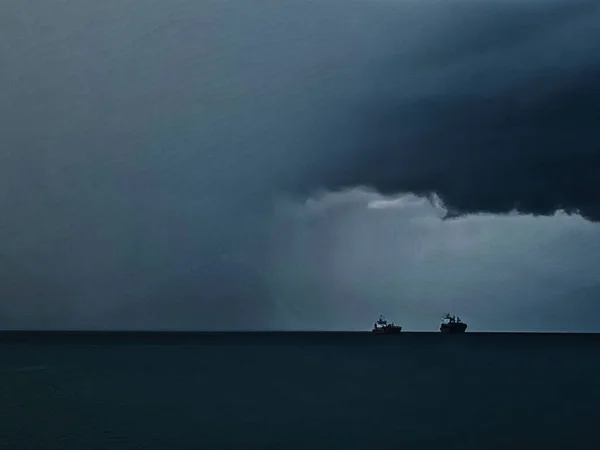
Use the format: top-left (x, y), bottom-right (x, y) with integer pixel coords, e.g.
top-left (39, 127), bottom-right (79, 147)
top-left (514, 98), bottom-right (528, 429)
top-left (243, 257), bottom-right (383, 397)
top-left (440, 314), bottom-right (467, 333)
top-left (372, 315), bottom-right (402, 334)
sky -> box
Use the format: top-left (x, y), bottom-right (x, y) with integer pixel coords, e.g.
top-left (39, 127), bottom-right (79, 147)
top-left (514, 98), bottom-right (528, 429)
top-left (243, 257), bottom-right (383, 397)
top-left (1, 0), bottom-right (599, 331)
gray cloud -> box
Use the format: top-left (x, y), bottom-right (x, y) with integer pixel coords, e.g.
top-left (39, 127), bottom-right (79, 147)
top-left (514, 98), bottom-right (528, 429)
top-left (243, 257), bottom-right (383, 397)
top-left (270, 190), bottom-right (600, 332)
top-left (1, 0), bottom-right (599, 329)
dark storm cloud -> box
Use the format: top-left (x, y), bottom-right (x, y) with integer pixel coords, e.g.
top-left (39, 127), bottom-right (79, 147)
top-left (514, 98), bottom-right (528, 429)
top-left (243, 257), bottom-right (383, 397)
top-left (1, 0), bottom-right (599, 329)
top-left (310, 0), bottom-right (600, 220)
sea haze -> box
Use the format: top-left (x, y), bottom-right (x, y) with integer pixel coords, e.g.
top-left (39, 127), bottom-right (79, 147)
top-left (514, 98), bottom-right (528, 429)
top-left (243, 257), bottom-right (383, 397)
top-left (1, 333), bottom-right (599, 449)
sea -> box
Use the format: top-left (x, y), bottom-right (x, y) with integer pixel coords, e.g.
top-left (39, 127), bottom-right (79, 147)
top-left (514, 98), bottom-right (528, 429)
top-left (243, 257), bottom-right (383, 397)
top-left (1, 332), bottom-right (599, 450)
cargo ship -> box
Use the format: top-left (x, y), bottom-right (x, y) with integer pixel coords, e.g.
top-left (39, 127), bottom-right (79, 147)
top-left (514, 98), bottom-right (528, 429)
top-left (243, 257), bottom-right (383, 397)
top-left (372, 315), bottom-right (402, 334)
top-left (440, 314), bottom-right (467, 333)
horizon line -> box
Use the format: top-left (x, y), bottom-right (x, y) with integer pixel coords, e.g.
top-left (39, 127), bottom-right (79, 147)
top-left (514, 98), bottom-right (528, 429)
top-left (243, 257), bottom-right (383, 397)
top-left (1, 330), bottom-right (599, 335)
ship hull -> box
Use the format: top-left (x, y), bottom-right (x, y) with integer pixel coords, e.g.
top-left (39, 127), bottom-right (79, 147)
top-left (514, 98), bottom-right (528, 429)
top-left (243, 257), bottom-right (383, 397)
top-left (440, 324), bottom-right (467, 333)
top-left (372, 326), bottom-right (402, 334)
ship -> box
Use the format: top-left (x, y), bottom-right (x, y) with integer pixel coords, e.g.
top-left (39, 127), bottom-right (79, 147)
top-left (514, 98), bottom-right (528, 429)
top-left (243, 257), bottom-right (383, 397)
top-left (440, 314), bottom-right (467, 333)
top-left (372, 315), bottom-right (402, 334)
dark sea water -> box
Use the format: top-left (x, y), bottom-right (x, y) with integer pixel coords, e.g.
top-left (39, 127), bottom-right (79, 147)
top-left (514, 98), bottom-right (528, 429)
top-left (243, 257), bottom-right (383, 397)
top-left (1, 332), bottom-right (599, 450)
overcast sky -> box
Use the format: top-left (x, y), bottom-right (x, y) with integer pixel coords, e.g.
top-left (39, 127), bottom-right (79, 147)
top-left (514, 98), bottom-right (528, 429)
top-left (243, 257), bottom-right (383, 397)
top-left (1, 0), bottom-right (599, 331)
